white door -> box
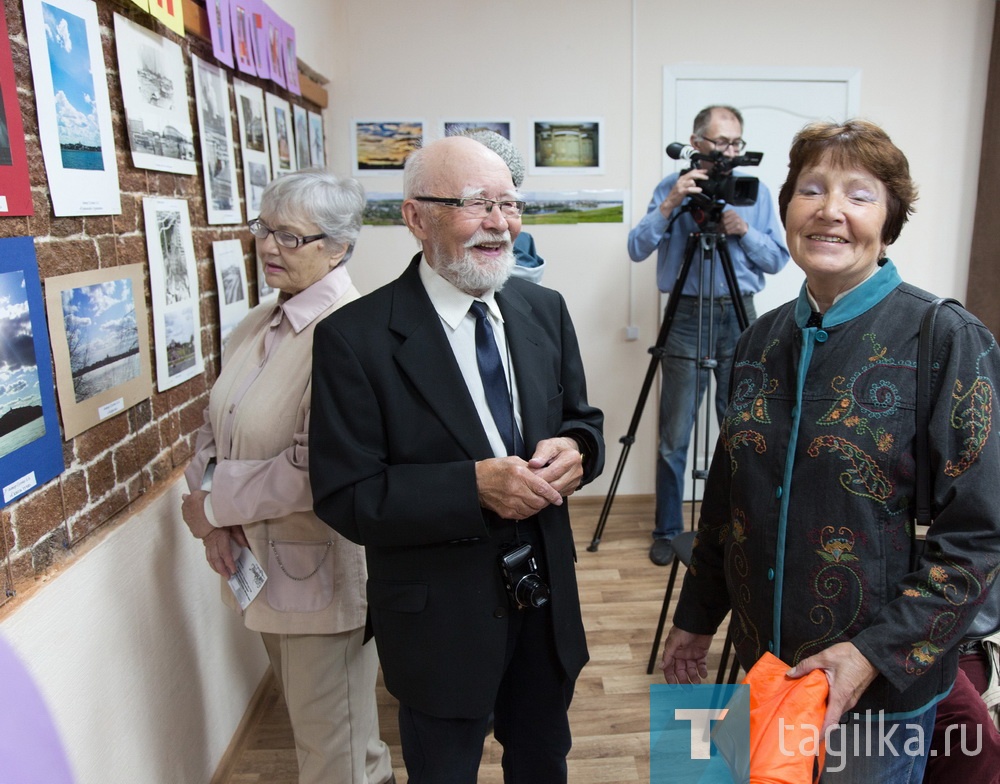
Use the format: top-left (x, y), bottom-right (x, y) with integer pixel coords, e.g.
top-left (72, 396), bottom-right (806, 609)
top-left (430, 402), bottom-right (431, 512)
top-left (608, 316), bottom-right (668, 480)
top-left (660, 65), bottom-right (861, 502)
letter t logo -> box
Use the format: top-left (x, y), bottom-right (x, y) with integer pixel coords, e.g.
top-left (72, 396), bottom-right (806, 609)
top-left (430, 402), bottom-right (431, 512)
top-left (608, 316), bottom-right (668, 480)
top-left (674, 708), bottom-right (728, 759)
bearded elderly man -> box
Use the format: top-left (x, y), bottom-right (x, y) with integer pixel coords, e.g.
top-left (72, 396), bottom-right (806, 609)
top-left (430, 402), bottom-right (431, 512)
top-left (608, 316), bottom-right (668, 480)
top-left (309, 136), bottom-right (605, 784)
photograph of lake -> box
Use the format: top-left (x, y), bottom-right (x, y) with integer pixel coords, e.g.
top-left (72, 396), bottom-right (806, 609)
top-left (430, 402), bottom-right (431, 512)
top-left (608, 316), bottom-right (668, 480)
top-left (60, 277), bottom-right (141, 404)
top-left (0, 270), bottom-right (46, 459)
top-left (42, 2), bottom-right (105, 171)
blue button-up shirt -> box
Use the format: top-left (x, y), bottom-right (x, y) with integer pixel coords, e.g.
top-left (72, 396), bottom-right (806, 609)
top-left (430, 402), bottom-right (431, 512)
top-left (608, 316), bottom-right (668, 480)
top-left (628, 171), bottom-right (790, 296)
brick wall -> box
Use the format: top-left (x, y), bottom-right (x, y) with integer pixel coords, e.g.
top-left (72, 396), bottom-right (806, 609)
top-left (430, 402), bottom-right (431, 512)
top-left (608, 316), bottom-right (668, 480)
top-left (0, 0), bottom-right (322, 607)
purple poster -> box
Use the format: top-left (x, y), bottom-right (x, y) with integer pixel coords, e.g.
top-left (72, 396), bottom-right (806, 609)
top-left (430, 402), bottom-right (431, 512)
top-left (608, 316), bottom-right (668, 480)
top-left (207, 0), bottom-right (234, 68)
top-left (264, 5), bottom-right (285, 90)
top-left (248, 0), bottom-right (269, 81)
top-left (281, 19), bottom-right (300, 96)
top-left (229, 0), bottom-right (257, 76)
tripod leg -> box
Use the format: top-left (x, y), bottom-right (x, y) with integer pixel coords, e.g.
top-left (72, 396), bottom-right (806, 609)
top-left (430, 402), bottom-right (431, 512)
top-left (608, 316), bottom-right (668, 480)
top-left (716, 236), bottom-right (751, 332)
top-left (588, 233), bottom-right (701, 550)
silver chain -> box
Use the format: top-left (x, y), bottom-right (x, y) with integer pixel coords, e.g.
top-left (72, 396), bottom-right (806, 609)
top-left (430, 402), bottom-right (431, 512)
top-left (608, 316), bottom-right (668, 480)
top-left (267, 540), bottom-right (332, 581)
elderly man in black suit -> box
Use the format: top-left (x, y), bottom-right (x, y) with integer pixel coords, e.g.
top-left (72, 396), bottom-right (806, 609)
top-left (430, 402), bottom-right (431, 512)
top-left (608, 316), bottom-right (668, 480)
top-left (309, 135), bottom-right (604, 784)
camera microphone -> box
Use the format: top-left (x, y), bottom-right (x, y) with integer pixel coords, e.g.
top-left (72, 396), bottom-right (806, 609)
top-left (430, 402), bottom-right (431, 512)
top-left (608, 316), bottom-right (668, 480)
top-left (666, 143), bottom-right (697, 161)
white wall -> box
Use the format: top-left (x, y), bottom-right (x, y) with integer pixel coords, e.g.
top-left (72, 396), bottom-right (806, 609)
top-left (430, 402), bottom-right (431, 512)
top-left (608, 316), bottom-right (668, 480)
top-left (0, 479), bottom-right (268, 784)
top-left (293, 0), bottom-right (997, 500)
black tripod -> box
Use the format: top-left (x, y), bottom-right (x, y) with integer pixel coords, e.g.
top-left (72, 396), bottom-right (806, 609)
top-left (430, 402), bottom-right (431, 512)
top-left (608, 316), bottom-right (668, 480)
top-left (588, 206), bottom-right (751, 551)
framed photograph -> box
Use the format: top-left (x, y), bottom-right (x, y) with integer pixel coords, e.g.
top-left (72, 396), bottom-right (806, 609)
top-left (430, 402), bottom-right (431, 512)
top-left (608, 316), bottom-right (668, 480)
top-left (530, 119), bottom-right (604, 175)
top-left (265, 91), bottom-right (297, 176)
top-left (22, 0), bottom-right (120, 216)
top-left (442, 120), bottom-right (512, 142)
top-left (192, 55), bottom-right (242, 225)
top-left (307, 110), bottom-right (325, 168)
top-left (113, 13), bottom-right (196, 175)
top-left (212, 239), bottom-right (250, 348)
top-left (520, 189), bottom-right (627, 225)
top-left (230, 0), bottom-right (257, 76)
top-left (362, 193), bottom-right (404, 226)
top-left (352, 120), bottom-right (423, 174)
top-left (0, 238), bottom-right (64, 506)
top-left (233, 78), bottom-right (271, 220)
top-left (0, 14), bottom-right (33, 216)
top-left (43, 263), bottom-right (153, 442)
top-left (293, 104), bottom-right (310, 172)
top-left (206, 0), bottom-right (234, 68)
top-left (142, 198), bottom-right (206, 392)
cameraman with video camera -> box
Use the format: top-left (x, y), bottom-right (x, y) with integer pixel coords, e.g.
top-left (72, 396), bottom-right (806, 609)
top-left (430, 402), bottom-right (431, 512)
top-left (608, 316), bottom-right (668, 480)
top-left (628, 105), bottom-right (789, 566)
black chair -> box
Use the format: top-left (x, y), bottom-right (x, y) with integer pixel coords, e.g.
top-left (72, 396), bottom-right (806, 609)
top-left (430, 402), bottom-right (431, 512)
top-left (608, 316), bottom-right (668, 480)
top-left (646, 530), bottom-right (740, 683)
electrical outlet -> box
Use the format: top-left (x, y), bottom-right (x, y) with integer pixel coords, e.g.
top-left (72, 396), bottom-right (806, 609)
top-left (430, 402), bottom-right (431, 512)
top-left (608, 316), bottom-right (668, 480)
top-left (625, 325), bottom-right (640, 341)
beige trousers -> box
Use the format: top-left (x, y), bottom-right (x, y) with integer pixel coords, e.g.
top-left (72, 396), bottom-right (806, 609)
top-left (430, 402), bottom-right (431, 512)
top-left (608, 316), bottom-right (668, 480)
top-left (261, 628), bottom-right (392, 784)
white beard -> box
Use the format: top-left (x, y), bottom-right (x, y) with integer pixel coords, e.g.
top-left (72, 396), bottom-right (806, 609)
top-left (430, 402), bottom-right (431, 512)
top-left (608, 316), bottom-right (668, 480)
top-left (432, 231), bottom-right (516, 295)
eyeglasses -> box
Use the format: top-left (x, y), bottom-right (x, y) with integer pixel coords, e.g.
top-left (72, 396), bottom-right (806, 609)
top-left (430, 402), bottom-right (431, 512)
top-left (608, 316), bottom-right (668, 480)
top-left (248, 218), bottom-right (326, 249)
top-left (696, 136), bottom-right (747, 153)
top-left (414, 196), bottom-right (526, 218)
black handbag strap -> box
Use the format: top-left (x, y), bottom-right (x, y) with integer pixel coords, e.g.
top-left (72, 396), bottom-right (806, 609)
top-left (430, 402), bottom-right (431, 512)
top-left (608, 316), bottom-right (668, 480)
top-left (913, 298), bottom-right (961, 568)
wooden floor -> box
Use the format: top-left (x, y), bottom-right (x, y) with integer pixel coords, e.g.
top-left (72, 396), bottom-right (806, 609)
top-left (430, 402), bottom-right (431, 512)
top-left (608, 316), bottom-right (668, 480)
top-left (218, 496), bottom-right (733, 783)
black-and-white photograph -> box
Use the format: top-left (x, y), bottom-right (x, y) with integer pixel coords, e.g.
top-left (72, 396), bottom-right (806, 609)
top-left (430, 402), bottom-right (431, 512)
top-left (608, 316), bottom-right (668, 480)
top-left (247, 161), bottom-right (268, 213)
top-left (213, 239), bottom-right (250, 349)
top-left (156, 208), bottom-right (191, 305)
top-left (220, 262), bottom-right (245, 305)
top-left (143, 197), bottom-right (204, 392)
top-left (113, 13), bottom-right (196, 175)
top-left (192, 55), bottom-right (241, 224)
top-left (234, 79), bottom-right (271, 221)
top-left (136, 45), bottom-right (174, 109)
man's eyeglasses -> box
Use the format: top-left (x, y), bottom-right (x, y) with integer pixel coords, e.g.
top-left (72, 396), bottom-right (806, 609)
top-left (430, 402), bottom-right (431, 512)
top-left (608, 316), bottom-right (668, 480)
top-left (248, 218), bottom-right (326, 249)
top-left (414, 196), bottom-right (526, 218)
top-left (696, 136), bottom-right (747, 153)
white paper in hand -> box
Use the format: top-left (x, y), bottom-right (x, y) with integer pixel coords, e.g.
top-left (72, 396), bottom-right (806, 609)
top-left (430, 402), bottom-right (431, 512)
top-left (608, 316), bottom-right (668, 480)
top-left (226, 545), bottom-right (267, 610)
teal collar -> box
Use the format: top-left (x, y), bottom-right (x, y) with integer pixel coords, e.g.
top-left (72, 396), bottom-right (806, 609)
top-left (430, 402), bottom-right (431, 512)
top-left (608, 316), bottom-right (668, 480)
top-left (794, 259), bottom-right (902, 328)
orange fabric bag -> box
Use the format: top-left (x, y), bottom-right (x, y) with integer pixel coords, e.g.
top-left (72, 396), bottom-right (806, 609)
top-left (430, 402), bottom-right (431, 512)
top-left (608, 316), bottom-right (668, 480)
top-left (743, 652), bottom-right (830, 784)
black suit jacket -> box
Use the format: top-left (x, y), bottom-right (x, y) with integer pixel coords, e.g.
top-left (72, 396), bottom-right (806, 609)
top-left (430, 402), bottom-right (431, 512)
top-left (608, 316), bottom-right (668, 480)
top-left (310, 255), bottom-right (605, 718)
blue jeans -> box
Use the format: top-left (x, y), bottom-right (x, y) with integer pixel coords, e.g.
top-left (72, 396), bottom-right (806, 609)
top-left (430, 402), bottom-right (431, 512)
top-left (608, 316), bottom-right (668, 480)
top-left (654, 294), bottom-right (756, 540)
top-left (820, 706), bottom-right (937, 783)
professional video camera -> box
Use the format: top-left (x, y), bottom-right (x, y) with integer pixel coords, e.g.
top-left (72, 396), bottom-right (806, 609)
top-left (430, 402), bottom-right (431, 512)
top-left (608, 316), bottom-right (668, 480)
top-left (666, 142), bottom-right (763, 210)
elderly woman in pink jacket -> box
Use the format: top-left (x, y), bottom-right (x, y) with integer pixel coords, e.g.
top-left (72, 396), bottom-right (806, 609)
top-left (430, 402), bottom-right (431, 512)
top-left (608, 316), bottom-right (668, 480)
top-left (182, 170), bottom-right (394, 784)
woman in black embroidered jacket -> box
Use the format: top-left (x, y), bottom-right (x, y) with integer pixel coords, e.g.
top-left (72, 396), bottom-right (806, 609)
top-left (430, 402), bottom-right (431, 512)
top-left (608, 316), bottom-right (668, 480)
top-left (660, 119), bottom-right (1000, 783)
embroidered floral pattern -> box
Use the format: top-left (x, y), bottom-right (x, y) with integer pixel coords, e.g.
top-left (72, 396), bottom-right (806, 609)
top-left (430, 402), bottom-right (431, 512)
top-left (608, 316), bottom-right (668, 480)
top-left (730, 342), bottom-right (779, 426)
top-left (724, 430), bottom-right (767, 475)
top-left (817, 526), bottom-right (858, 563)
top-left (944, 356), bottom-right (994, 477)
top-left (793, 529), bottom-right (865, 663)
top-left (807, 435), bottom-right (892, 502)
top-left (724, 507), bottom-right (761, 661)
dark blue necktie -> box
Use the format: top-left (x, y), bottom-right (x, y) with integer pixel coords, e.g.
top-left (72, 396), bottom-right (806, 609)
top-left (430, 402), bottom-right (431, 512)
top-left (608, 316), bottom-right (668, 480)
top-left (469, 300), bottom-right (524, 457)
